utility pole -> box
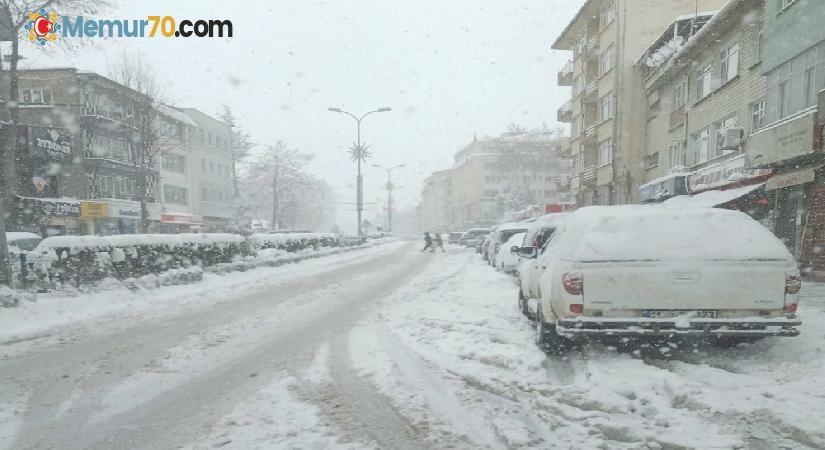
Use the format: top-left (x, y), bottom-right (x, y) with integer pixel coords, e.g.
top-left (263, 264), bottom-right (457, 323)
top-left (372, 163), bottom-right (405, 233)
top-left (328, 106), bottom-right (391, 237)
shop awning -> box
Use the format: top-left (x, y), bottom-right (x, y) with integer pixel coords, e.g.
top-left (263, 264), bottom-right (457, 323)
top-left (160, 212), bottom-right (203, 225)
top-left (661, 183), bottom-right (764, 209)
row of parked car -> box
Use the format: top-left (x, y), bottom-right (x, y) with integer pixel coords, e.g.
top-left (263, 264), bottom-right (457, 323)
top-left (455, 206), bottom-right (803, 354)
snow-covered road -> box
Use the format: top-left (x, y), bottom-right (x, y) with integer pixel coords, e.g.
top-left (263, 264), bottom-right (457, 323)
top-left (2, 242), bottom-right (824, 449)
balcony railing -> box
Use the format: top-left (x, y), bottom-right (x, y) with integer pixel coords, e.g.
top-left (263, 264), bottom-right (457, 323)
top-left (583, 80), bottom-right (598, 103)
top-left (557, 100), bottom-right (573, 122)
top-left (80, 106), bottom-right (138, 128)
top-left (559, 139), bottom-right (571, 156)
top-left (583, 36), bottom-right (599, 60)
top-left (581, 165), bottom-right (597, 183)
top-left (583, 123), bottom-right (597, 142)
top-left (558, 60), bottom-right (573, 86)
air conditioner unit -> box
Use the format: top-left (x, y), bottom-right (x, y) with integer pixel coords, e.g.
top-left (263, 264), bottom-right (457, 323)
top-left (717, 127), bottom-right (744, 151)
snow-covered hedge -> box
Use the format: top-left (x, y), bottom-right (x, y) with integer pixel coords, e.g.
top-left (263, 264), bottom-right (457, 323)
top-left (31, 233), bottom-right (249, 287)
top-left (247, 232), bottom-right (338, 252)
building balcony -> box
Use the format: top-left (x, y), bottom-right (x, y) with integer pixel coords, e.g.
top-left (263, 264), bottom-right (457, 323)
top-left (559, 139), bottom-right (571, 157)
top-left (581, 165), bottom-right (597, 184)
top-left (583, 37), bottom-right (599, 61)
top-left (583, 80), bottom-right (598, 103)
top-left (558, 60), bottom-right (573, 86)
top-left (557, 100), bottom-right (573, 122)
top-left (79, 106), bottom-right (138, 129)
top-left (583, 123), bottom-right (598, 143)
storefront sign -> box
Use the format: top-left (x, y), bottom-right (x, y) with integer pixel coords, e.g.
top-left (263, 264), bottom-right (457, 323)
top-left (688, 154), bottom-right (771, 193)
top-left (765, 167), bottom-right (817, 191)
top-left (748, 110), bottom-right (816, 168)
top-left (161, 213), bottom-right (203, 225)
top-left (80, 201), bottom-right (108, 218)
top-left (30, 127), bottom-right (72, 159)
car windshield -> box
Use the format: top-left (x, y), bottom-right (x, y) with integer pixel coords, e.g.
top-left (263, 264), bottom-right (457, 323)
top-left (0, 1), bottom-right (821, 448)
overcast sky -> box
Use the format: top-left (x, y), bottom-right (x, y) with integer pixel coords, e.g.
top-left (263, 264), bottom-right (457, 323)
top-left (13, 0), bottom-right (583, 232)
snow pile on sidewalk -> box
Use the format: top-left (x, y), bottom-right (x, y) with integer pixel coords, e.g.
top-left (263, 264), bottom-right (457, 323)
top-left (350, 249), bottom-right (825, 449)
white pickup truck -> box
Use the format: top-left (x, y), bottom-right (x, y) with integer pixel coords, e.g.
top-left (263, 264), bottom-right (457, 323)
top-left (534, 206), bottom-right (801, 353)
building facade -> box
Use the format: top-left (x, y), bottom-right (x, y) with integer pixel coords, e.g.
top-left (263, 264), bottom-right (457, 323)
top-left (419, 131), bottom-right (572, 231)
top-left (747, 0), bottom-right (825, 273)
top-left (637, 0), bottom-right (770, 206)
top-left (180, 108), bottom-right (236, 232)
top-left (1, 67), bottom-right (239, 236)
top-left (553, 0), bottom-right (727, 206)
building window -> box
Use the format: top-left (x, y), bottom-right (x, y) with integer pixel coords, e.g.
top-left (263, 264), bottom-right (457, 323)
top-left (645, 152), bottom-right (659, 169)
top-left (209, 161), bottom-right (215, 174)
top-left (599, 92), bottom-right (614, 121)
top-left (202, 186), bottom-right (208, 201)
top-left (692, 128), bottom-right (710, 164)
top-left (599, 44), bottom-right (615, 75)
top-left (598, 138), bottom-right (612, 165)
top-left (756, 20), bottom-right (764, 60)
top-left (201, 158), bottom-right (206, 172)
top-left (777, 80), bottom-right (789, 118)
top-left (751, 99), bottom-right (766, 131)
top-left (715, 115), bottom-right (737, 155)
top-left (720, 42), bottom-right (740, 84)
top-left (599, 0), bottom-right (616, 30)
top-left (161, 153), bottom-right (186, 174)
top-left (21, 88), bottom-right (52, 105)
top-left (696, 63), bottom-right (712, 100)
top-left (669, 141), bottom-right (686, 168)
top-left (672, 80), bottom-right (687, 111)
top-left (163, 185), bottom-right (188, 205)
top-left (804, 67), bottom-right (816, 107)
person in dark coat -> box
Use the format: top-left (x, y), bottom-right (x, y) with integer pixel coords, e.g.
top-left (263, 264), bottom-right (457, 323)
top-left (421, 232), bottom-right (434, 252)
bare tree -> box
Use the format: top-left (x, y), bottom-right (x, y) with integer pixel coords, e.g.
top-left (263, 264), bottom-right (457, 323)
top-left (238, 141), bottom-right (326, 230)
top-left (217, 105), bottom-right (253, 197)
top-left (107, 50), bottom-right (184, 232)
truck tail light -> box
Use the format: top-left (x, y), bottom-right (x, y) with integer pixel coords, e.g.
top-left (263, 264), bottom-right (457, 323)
top-left (785, 275), bottom-right (801, 294)
top-left (569, 304), bottom-right (583, 314)
top-left (562, 273), bottom-right (583, 295)
top-left (784, 303), bottom-right (798, 314)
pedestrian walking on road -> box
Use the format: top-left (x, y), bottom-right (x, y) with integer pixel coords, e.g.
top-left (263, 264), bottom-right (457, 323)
top-left (434, 233), bottom-right (445, 252)
top-left (421, 232), bottom-right (434, 252)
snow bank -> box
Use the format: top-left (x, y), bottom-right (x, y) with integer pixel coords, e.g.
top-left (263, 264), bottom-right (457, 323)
top-left (351, 249), bottom-right (825, 448)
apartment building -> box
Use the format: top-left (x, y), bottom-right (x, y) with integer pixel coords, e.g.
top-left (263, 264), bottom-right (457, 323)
top-left (419, 169), bottom-right (453, 232)
top-left (637, 0), bottom-right (770, 204)
top-left (747, 0), bottom-right (825, 271)
top-left (553, 0), bottom-right (727, 206)
top-left (419, 132), bottom-right (571, 231)
top-left (180, 107), bottom-right (236, 232)
top-left (1, 68), bottom-right (239, 235)
top-left (155, 104), bottom-right (201, 233)
top-left (0, 68), bottom-right (164, 235)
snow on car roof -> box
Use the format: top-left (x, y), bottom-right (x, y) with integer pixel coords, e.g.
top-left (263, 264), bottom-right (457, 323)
top-left (494, 222), bottom-right (529, 231)
top-left (558, 206), bottom-right (792, 262)
top-left (6, 232), bottom-right (41, 242)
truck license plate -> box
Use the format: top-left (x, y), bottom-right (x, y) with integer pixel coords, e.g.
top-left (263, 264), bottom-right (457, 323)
top-left (641, 310), bottom-right (717, 319)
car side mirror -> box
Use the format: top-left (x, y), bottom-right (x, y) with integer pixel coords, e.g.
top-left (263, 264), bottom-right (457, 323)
top-left (510, 245), bottom-right (519, 255)
top-left (517, 246), bottom-right (537, 259)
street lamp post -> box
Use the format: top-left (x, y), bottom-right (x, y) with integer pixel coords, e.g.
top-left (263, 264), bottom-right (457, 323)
top-left (328, 106), bottom-right (391, 237)
top-left (372, 163), bottom-right (406, 232)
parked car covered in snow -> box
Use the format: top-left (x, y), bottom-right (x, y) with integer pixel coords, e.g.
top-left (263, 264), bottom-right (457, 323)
top-left (486, 223), bottom-right (528, 267)
top-left (495, 232), bottom-right (525, 274)
top-left (512, 213), bottom-right (570, 317)
top-left (534, 206), bottom-right (802, 353)
top-left (459, 228), bottom-right (490, 248)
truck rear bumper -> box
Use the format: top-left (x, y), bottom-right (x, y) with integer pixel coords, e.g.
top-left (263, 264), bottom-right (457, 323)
top-left (557, 317), bottom-right (801, 338)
